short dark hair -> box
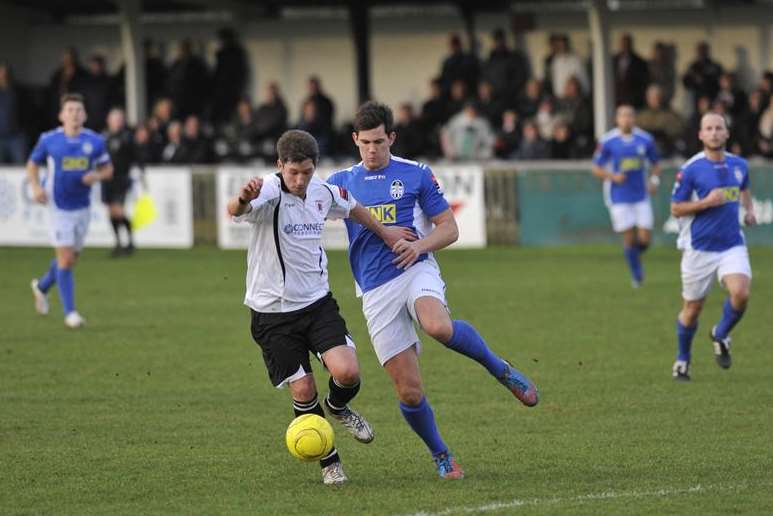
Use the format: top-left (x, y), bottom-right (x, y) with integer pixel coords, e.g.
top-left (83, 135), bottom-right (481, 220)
top-left (353, 101), bottom-right (394, 134)
top-left (276, 129), bottom-right (319, 165)
top-left (60, 92), bottom-right (85, 108)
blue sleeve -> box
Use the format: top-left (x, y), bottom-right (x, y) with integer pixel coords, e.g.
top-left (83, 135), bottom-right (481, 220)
top-left (418, 166), bottom-right (449, 218)
top-left (93, 136), bottom-right (111, 166)
top-left (740, 162), bottom-right (750, 191)
top-left (592, 140), bottom-right (611, 167)
top-left (28, 134), bottom-right (48, 164)
top-left (671, 168), bottom-right (694, 202)
top-left (646, 138), bottom-right (660, 164)
top-left (326, 172), bottom-right (342, 187)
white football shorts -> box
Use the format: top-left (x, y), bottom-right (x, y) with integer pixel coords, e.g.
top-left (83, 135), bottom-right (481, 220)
top-left (608, 200), bottom-right (654, 232)
top-left (681, 245), bottom-right (752, 301)
top-left (50, 207), bottom-right (90, 251)
top-left (361, 260), bottom-right (447, 366)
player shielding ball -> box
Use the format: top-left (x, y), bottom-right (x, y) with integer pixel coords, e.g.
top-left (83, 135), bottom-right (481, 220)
top-left (228, 129), bottom-right (413, 485)
top-left (592, 105), bottom-right (661, 287)
top-left (670, 112), bottom-right (756, 381)
top-left (328, 102), bottom-right (538, 480)
top-left (28, 93), bottom-right (113, 328)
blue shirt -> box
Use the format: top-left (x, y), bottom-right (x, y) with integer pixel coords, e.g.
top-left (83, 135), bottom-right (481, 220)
top-left (671, 151), bottom-right (749, 252)
top-left (327, 156), bottom-right (449, 294)
top-left (29, 127), bottom-right (111, 210)
top-left (592, 128), bottom-right (659, 204)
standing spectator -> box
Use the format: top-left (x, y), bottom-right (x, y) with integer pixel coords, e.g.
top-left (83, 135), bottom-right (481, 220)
top-left (516, 79), bottom-right (544, 119)
top-left (419, 78), bottom-right (447, 158)
top-left (481, 28), bottom-right (530, 104)
top-left (297, 99), bottom-right (332, 157)
top-left (542, 34), bottom-right (562, 97)
top-left (637, 84), bottom-right (685, 157)
top-left (0, 63), bottom-right (25, 163)
top-left (47, 47), bottom-right (88, 124)
top-left (211, 28), bottom-right (248, 125)
top-left (716, 72), bottom-right (749, 119)
top-left (167, 39), bottom-right (211, 119)
top-left (441, 102), bottom-right (494, 161)
top-left (144, 39), bottom-right (168, 111)
top-left (391, 103), bottom-right (424, 159)
top-left (514, 120), bottom-right (549, 160)
top-left (304, 76), bottom-right (335, 136)
top-left (181, 115), bottom-right (212, 163)
top-left (613, 34), bottom-right (650, 109)
top-left (253, 82), bottom-right (288, 159)
top-left (477, 80), bottom-right (507, 129)
top-left (439, 33), bottom-right (479, 97)
top-left (683, 96), bottom-right (712, 156)
top-left (102, 108), bottom-right (137, 256)
top-left (554, 76), bottom-right (593, 156)
top-left (648, 42), bottom-right (676, 107)
top-left (82, 55), bottom-right (114, 133)
top-left (551, 35), bottom-right (589, 99)
top-left (735, 89), bottom-right (765, 156)
top-left (758, 95), bottom-right (773, 158)
top-left (683, 42), bottom-right (724, 107)
top-left (493, 110), bottom-right (520, 159)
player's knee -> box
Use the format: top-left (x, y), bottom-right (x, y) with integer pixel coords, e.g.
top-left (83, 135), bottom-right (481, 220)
top-left (331, 365), bottom-right (360, 386)
top-left (397, 385), bottom-right (424, 406)
top-left (422, 318), bottom-right (453, 343)
top-left (289, 377), bottom-right (317, 402)
top-left (731, 288), bottom-right (750, 308)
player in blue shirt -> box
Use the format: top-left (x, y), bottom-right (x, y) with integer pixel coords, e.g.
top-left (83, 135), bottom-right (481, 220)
top-left (670, 112), bottom-right (756, 381)
top-left (592, 105), bottom-right (661, 287)
top-left (328, 102), bottom-right (538, 480)
top-left (27, 93), bottom-right (113, 328)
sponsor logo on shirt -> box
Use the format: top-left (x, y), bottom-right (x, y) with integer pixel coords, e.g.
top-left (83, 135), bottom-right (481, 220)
top-left (620, 157), bottom-right (642, 172)
top-left (721, 186), bottom-right (740, 202)
top-left (367, 204), bottom-right (396, 223)
top-left (283, 222), bottom-right (325, 237)
top-left (364, 175), bottom-right (385, 181)
top-left (390, 179), bottom-right (404, 200)
top-left (316, 200), bottom-right (324, 213)
top-left (62, 156), bottom-right (89, 170)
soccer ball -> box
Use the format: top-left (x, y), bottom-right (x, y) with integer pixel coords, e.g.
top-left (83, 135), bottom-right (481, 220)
top-left (285, 414), bottom-right (334, 462)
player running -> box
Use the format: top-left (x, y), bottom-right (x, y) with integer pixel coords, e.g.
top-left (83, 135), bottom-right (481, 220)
top-left (670, 112), bottom-right (756, 381)
top-left (592, 105), bottom-right (661, 287)
top-left (28, 93), bottom-right (113, 328)
top-left (328, 101), bottom-right (538, 480)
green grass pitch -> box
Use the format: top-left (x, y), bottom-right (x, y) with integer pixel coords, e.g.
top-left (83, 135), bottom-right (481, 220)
top-left (2, 245), bottom-right (773, 515)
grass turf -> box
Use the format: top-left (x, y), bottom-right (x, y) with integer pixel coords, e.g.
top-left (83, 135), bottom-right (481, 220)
top-left (2, 245), bottom-right (772, 515)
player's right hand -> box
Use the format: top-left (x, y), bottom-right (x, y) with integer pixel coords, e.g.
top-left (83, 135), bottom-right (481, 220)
top-left (31, 185), bottom-right (47, 204)
top-left (610, 173), bottom-right (626, 184)
top-left (703, 188), bottom-right (726, 208)
top-left (240, 177), bottom-right (263, 201)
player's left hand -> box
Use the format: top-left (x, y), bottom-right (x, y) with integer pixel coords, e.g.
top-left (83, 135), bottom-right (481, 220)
top-left (392, 239), bottom-right (424, 269)
top-left (744, 212), bottom-right (757, 226)
top-left (382, 226), bottom-right (416, 249)
top-left (82, 172), bottom-right (100, 186)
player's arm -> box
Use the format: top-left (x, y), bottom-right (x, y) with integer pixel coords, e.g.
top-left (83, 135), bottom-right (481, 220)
top-left (25, 159), bottom-right (47, 204)
top-left (647, 162), bottom-right (662, 193)
top-left (348, 205), bottom-right (416, 249)
top-left (740, 189), bottom-right (756, 226)
top-left (671, 189), bottom-right (726, 217)
top-left (591, 143), bottom-right (624, 184)
top-left (83, 162), bottom-right (114, 185)
top-left (392, 209), bottom-right (458, 269)
top-left (227, 177), bottom-right (263, 216)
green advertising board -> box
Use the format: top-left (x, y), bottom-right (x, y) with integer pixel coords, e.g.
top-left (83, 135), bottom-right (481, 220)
top-left (517, 165), bottom-right (773, 246)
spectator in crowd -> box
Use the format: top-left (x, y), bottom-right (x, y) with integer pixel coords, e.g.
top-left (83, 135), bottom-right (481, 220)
top-left (548, 119), bottom-right (576, 159)
top-left (613, 34), bottom-right (650, 109)
top-left (637, 84), bottom-right (685, 157)
top-left (481, 28), bottom-right (531, 103)
top-left (477, 80), bottom-right (507, 129)
top-left (211, 28), bottom-right (248, 125)
top-left (391, 103), bottom-right (424, 159)
top-left (493, 110), bottom-right (520, 159)
top-left (297, 99), bottom-right (332, 157)
top-left (683, 41), bottom-right (724, 107)
top-left (554, 76), bottom-right (593, 156)
top-left (445, 79), bottom-right (470, 121)
top-left (82, 55), bottom-right (114, 133)
top-left (542, 33), bottom-right (562, 97)
top-left (420, 77), bottom-right (447, 157)
top-left (48, 47), bottom-right (88, 124)
top-left (148, 97), bottom-right (173, 148)
top-left (441, 101), bottom-right (494, 161)
top-left (0, 62), bottom-right (25, 163)
top-left (440, 33), bottom-right (479, 97)
top-left (181, 115), bottom-right (212, 163)
top-left (648, 41), bottom-right (676, 107)
top-left (304, 76), bottom-right (335, 136)
top-left (144, 39), bottom-right (168, 111)
top-left (167, 39), bottom-right (211, 119)
top-left (536, 97), bottom-right (557, 141)
top-left (716, 72), bottom-right (749, 119)
top-left (516, 78), bottom-right (544, 119)
top-left (736, 88), bottom-right (765, 156)
top-left (514, 119), bottom-right (549, 160)
top-left (215, 97), bottom-right (259, 163)
top-left (683, 95), bottom-right (712, 156)
top-left (161, 120), bottom-right (185, 163)
top-left (253, 81), bottom-right (288, 159)
top-left (758, 95), bottom-right (773, 158)
top-left (134, 123), bottom-right (160, 165)
top-left (551, 35), bottom-right (589, 99)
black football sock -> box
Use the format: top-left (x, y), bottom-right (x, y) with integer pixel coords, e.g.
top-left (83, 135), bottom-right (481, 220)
top-left (121, 217), bottom-right (134, 246)
top-left (325, 377), bottom-right (360, 414)
top-left (109, 217), bottom-right (122, 246)
top-left (292, 395), bottom-right (340, 468)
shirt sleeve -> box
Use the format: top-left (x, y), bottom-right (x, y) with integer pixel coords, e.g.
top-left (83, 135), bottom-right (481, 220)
top-left (591, 140), bottom-right (611, 167)
top-left (28, 134), bottom-right (48, 164)
top-left (740, 161), bottom-right (750, 191)
top-left (646, 138), bottom-right (660, 164)
top-left (671, 168), bottom-right (694, 202)
top-left (93, 136), bottom-right (111, 167)
top-left (325, 183), bottom-right (357, 220)
top-left (233, 176), bottom-right (280, 224)
top-left (418, 166), bottom-right (450, 218)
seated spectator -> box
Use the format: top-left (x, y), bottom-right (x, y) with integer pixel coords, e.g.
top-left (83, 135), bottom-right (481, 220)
top-left (493, 110), bottom-right (520, 159)
top-left (215, 98), bottom-right (260, 163)
top-left (148, 97), bottom-right (174, 147)
top-left (554, 76), bottom-right (593, 156)
top-left (445, 79), bottom-right (470, 121)
top-left (253, 82), bottom-right (288, 160)
top-left (513, 120), bottom-right (549, 160)
top-left (516, 78), bottom-right (544, 119)
top-left (134, 123), bottom-right (161, 165)
top-left (303, 76), bottom-right (335, 135)
top-left (716, 72), bottom-right (749, 118)
top-left (391, 103), bottom-right (424, 159)
top-left (297, 99), bottom-right (332, 157)
top-left (181, 115), bottom-right (212, 163)
top-left (735, 89), bottom-right (765, 156)
top-left (441, 101), bottom-right (494, 161)
top-left (161, 121), bottom-right (186, 163)
top-left (548, 119), bottom-right (576, 159)
top-left (637, 84), bottom-right (685, 157)
top-left (477, 80), bottom-right (507, 129)
top-left (536, 98), bottom-right (557, 141)
top-left (683, 95), bottom-right (712, 156)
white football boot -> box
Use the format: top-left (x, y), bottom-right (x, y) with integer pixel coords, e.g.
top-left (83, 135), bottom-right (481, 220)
top-left (30, 279), bottom-right (49, 315)
top-left (64, 311), bottom-right (85, 329)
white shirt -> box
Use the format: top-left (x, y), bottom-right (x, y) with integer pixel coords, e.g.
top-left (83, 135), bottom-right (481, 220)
top-left (234, 174), bottom-right (357, 313)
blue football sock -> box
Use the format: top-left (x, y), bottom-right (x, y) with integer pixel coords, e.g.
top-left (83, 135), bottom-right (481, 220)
top-left (623, 246), bottom-right (643, 283)
top-left (714, 298), bottom-right (745, 340)
top-left (38, 258), bottom-right (58, 293)
top-left (447, 320), bottom-right (505, 377)
top-left (676, 320), bottom-right (697, 361)
top-left (57, 268), bottom-right (75, 315)
top-left (399, 397), bottom-right (447, 457)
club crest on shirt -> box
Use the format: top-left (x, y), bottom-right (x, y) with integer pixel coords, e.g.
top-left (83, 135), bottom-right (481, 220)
top-left (316, 200), bottom-right (324, 213)
top-left (734, 167), bottom-right (743, 183)
top-left (390, 179), bottom-right (404, 200)
top-left (82, 142), bottom-right (93, 154)
top-left (637, 144), bottom-right (645, 155)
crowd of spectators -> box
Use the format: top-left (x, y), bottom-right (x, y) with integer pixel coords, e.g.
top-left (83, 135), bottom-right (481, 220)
top-left (3, 27), bottom-right (773, 166)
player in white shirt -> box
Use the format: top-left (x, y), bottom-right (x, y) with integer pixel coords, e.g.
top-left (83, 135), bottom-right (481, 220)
top-left (227, 130), bottom-right (412, 485)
